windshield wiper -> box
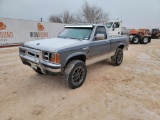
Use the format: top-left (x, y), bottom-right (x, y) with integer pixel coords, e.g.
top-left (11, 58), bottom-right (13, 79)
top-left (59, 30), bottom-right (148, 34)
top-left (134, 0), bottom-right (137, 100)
top-left (58, 36), bottom-right (67, 39)
top-left (58, 36), bottom-right (82, 40)
top-left (67, 37), bottom-right (82, 40)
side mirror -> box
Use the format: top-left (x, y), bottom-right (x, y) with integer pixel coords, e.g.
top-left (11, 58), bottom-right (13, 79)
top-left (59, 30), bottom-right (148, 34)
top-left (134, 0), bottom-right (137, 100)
top-left (95, 34), bottom-right (105, 40)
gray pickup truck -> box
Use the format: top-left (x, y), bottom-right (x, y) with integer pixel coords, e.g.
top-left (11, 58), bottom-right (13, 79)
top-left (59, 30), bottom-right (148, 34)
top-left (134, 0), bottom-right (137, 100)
top-left (19, 24), bottom-right (129, 89)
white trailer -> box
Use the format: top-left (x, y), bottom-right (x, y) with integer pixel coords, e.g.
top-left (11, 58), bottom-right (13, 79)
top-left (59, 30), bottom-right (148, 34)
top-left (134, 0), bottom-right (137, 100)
top-left (0, 18), bottom-right (65, 47)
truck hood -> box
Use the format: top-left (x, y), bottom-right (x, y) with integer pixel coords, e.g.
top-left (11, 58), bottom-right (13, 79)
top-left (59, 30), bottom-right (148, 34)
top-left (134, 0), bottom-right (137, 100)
top-left (24, 38), bottom-right (82, 52)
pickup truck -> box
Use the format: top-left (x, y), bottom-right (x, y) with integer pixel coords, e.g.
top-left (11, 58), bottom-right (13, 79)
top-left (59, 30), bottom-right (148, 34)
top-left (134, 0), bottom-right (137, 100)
top-left (19, 24), bottom-right (129, 89)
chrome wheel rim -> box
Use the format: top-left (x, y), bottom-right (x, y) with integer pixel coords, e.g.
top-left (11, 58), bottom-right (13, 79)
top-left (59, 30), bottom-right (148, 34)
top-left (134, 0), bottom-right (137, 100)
top-left (72, 66), bottom-right (85, 85)
top-left (134, 38), bottom-right (139, 43)
top-left (143, 38), bottom-right (148, 43)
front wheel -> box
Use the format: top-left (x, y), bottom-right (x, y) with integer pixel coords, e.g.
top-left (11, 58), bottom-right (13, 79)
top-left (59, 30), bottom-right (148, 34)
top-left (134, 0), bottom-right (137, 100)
top-left (131, 36), bottom-right (139, 44)
top-left (62, 60), bottom-right (87, 89)
top-left (111, 48), bottom-right (123, 66)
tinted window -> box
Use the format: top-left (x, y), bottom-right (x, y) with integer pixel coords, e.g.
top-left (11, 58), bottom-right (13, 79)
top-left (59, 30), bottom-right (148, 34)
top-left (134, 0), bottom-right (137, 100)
top-left (113, 22), bottom-right (120, 28)
top-left (106, 22), bottom-right (113, 28)
top-left (95, 26), bottom-right (107, 40)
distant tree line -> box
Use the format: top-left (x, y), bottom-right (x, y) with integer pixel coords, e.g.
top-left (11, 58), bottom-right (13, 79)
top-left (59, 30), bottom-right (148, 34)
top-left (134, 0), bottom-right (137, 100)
top-left (49, 2), bottom-right (109, 24)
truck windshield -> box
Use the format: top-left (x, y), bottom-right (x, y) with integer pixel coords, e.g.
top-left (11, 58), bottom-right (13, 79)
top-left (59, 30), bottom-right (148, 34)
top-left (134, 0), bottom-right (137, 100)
top-left (58, 28), bottom-right (93, 40)
top-left (106, 22), bottom-right (113, 28)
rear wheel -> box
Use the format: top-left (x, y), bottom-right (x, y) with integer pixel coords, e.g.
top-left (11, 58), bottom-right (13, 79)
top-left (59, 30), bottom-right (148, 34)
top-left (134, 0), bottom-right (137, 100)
top-left (131, 36), bottom-right (139, 44)
top-left (62, 60), bottom-right (87, 89)
top-left (148, 37), bottom-right (151, 43)
top-left (140, 36), bottom-right (149, 44)
top-left (111, 48), bottom-right (123, 66)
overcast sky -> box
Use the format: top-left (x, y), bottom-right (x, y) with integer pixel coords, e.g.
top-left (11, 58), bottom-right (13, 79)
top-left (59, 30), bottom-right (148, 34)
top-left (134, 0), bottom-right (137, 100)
top-left (0, 0), bottom-right (160, 29)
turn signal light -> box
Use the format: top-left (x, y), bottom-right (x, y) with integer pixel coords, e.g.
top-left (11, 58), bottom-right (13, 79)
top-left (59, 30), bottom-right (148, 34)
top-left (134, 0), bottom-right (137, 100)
top-left (49, 53), bottom-right (60, 64)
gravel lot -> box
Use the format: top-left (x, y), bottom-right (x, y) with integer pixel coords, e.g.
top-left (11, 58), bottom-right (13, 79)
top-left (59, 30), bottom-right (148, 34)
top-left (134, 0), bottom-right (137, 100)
top-left (0, 39), bottom-right (160, 120)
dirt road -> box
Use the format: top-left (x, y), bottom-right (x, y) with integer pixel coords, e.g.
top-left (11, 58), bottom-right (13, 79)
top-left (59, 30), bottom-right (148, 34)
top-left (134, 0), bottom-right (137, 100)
top-left (0, 39), bottom-right (160, 120)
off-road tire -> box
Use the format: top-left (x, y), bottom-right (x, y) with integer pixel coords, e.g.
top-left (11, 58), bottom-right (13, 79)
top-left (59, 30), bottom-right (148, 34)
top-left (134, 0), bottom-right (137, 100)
top-left (140, 36), bottom-right (149, 44)
top-left (62, 60), bottom-right (87, 89)
top-left (111, 48), bottom-right (123, 66)
top-left (33, 69), bottom-right (43, 74)
top-left (131, 36), bottom-right (139, 44)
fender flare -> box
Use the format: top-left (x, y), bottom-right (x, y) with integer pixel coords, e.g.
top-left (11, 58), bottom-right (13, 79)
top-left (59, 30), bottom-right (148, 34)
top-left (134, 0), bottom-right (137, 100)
top-left (65, 52), bottom-right (87, 65)
top-left (118, 43), bottom-right (124, 49)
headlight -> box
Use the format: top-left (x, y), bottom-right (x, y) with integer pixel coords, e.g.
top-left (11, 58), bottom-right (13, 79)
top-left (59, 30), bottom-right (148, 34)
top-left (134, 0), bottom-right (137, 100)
top-left (51, 54), bottom-right (55, 59)
top-left (49, 53), bottom-right (60, 64)
top-left (20, 48), bottom-right (27, 54)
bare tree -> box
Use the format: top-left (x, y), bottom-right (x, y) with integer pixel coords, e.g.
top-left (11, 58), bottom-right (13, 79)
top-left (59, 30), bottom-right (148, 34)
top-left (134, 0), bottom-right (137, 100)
top-left (49, 15), bottom-right (62, 23)
top-left (75, 2), bottom-right (109, 24)
top-left (62, 11), bottom-right (75, 23)
top-left (49, 10), bottom-right (75, 23)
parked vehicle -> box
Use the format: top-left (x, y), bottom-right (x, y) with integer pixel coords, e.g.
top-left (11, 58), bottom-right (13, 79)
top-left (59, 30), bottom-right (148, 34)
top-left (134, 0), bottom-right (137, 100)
top-left (129, 29), bottom-right (151, 44)
top-left (19, 24), bottom-right (129, 89)
top-left (151, 29), bottom-right (160, 39)
top-left (106, 20), bottom-right (151, 44)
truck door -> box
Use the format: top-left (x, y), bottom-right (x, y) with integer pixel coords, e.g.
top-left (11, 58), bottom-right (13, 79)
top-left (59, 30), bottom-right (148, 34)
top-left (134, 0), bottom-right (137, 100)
top-left (90, 26), bottom-right (110, 58)
top-left (110, 22), bottom-right (121, 36)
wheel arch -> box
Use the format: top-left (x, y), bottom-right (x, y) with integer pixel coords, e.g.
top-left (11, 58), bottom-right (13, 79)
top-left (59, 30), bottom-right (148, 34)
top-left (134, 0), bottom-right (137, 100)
top-left (65, 53), bottom-right (87, 66)
top-left (118, 44), bottom-right (124, 49)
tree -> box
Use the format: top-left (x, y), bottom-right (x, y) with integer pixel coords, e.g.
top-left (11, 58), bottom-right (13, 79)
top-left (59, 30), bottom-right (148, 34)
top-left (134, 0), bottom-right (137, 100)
top-left (49, 10), bottom-right (75, 24)
top-left (49, 15), bottom-right (62, 23)
top-left (75, 2), bottom-right (109, 24)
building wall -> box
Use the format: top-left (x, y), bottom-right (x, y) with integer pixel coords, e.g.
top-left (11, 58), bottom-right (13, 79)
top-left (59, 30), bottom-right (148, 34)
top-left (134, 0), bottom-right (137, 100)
top-left (0, 18), bottom-right (65, 47)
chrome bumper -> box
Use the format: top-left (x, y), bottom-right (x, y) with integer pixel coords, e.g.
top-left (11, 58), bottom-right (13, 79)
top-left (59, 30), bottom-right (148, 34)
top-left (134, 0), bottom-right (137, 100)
top-left (20, 55), bottom-right (61, 73)
top-left (19, 47), bottom-right (61, 74)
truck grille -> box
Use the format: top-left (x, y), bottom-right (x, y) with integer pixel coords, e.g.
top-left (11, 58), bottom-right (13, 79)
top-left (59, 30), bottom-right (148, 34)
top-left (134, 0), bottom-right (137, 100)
top-left (43, 51), bottom-right (49, 61)
top-left (19, 47), bottom-right (41, 60)
top-left (28, 51), bottom-right (39, 58)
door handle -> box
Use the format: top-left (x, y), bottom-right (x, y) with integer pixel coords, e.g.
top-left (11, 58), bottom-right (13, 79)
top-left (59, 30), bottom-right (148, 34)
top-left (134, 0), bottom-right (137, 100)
top-left (83, 47), bottom-right (89, 50)
top-left (106, 40), bottom-right (109, 43)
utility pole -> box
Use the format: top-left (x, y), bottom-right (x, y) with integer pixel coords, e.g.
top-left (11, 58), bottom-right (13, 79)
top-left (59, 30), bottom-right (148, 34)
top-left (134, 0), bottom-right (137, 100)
top-left (40, 18), bottom-right (42, 22)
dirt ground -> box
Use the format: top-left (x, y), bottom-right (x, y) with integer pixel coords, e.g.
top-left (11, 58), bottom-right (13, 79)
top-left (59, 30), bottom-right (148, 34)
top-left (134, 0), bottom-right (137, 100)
top-left (0, 39), bottom-right (160, 120)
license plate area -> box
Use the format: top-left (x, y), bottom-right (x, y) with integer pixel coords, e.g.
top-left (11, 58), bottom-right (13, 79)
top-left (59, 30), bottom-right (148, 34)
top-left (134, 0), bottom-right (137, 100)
top-left (31, 62), bottom-right (37, 69)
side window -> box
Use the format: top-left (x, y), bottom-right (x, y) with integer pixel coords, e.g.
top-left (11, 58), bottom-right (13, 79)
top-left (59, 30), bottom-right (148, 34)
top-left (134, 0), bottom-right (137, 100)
top-left (113, 22), bottom-right (120, 28)
top-left (94, 26), bottom-right (107, 40)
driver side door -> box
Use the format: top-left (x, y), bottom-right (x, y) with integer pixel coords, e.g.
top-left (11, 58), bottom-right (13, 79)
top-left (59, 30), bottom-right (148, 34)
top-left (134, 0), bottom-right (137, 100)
top-left (89, 26), bottom-right (110, 58)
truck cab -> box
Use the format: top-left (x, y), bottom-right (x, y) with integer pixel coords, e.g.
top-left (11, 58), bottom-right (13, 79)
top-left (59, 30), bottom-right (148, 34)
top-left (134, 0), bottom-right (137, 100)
top-left (106, 20), bottom-right (122, 36)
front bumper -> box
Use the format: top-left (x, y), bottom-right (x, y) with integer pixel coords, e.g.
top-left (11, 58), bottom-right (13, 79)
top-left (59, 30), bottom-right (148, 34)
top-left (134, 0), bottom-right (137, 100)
top-left (20, 55), bottom-right (61, 73)
top-left (19, 47), bottom-right (61, 74)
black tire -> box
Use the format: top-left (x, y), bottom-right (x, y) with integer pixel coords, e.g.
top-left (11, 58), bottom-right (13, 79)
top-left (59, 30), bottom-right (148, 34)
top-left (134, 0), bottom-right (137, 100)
top-left (33, 68), bottom-right (43, 74)
top-left (62, 60), bottom-right (87, 89)
top-left (131, 36), bottom-right (139, 44)
top-left (140, 36), bottom-right (149, 44)
top-left (111, 48), bottom-right (123, 66)
top-left (148, 37), bottom-right (151, 43)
